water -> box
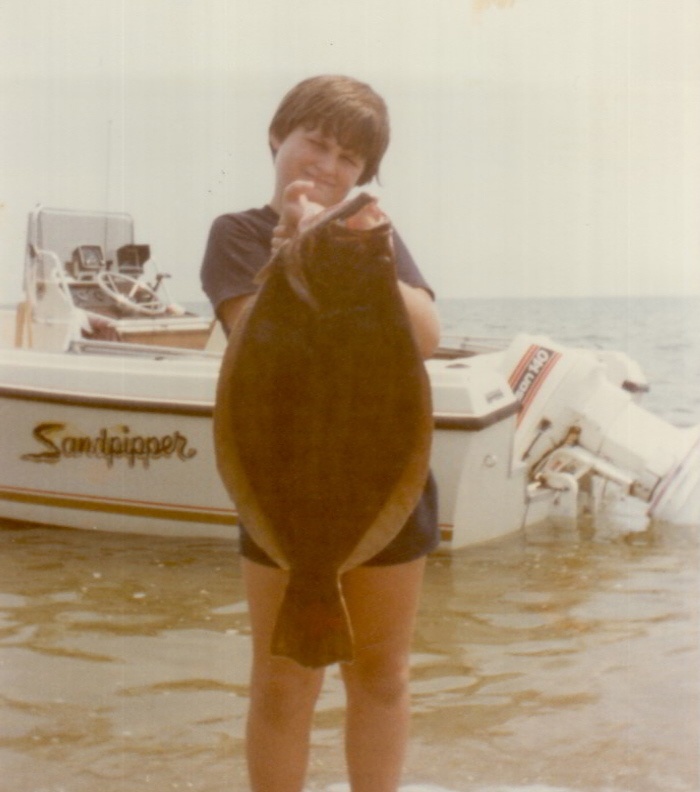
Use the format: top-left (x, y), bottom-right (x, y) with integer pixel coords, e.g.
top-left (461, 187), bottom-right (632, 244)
top-left (1, 297), bottom-right (698, 792)
top-left (437, 296), bottom-right (700, 428)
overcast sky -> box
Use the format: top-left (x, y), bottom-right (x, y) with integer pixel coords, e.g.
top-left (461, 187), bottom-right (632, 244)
top-left (1, 0), bottom-right (699, 303)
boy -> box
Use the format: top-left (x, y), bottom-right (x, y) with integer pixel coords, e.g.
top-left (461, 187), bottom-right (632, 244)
top-left (201, 74), bottom-right (440, 792)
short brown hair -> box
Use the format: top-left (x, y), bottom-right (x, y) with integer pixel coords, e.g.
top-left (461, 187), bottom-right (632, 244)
top-left (269, 75), bottom-right (390, 185)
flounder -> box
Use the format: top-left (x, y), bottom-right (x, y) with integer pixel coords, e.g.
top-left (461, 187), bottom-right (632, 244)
top-left (213, 193), bottom-right (433, 667)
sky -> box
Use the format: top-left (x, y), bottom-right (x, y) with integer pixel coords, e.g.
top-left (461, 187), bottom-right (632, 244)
top-left (1, 0), bottom-right (699, 303)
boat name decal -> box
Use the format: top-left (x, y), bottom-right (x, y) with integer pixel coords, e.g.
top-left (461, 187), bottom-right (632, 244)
top-left (508, 344), bottom-right (562, 424)
top-left (21, 422), bottom-right (197, 468)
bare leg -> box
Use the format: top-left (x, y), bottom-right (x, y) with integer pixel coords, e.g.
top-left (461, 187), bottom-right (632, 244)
top-left (242, 559), bottom-right (325, 792)
top-left (340, 557), bottom-right (426, 792)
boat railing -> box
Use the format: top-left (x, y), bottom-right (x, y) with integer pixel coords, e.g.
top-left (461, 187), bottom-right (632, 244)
top-left (28, 245), bottom-right (72, 294)
top-left (434, 334), bottom-right (507, 359)
top-left (67, 337), bottom-right (222, 360)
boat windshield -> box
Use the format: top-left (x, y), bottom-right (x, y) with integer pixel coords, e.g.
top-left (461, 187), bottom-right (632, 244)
top-left (28, 207), bottom-right (134, 271)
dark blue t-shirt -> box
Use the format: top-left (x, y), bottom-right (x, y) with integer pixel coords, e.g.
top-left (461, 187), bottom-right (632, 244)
top-left (201, 204), bottom-right (433, 316)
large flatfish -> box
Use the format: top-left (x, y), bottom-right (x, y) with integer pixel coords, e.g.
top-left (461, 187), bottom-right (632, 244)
top-left (213, 193), bottom-right (433, 667)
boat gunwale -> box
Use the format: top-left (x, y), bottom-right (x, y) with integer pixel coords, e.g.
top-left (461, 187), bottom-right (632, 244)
top-left (0, 382), bottom-right (213, 416)
top-left (0, 381), bottom-right (520, 429)
top-left (0, 483), bottom-right (238, 526)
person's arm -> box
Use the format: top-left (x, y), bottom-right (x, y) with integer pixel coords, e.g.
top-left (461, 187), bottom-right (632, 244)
top-left (216, 293), bottom-right (256, 336)
top-left (201, 210), bottom-right (273, 337)
top-left (398, 282), bottom-right (441, 359)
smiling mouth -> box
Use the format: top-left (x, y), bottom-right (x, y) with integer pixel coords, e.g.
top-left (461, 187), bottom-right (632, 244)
top-left (305, 174), bottom-right (335, 189)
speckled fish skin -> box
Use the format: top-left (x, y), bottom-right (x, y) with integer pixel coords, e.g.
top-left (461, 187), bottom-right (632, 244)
top-left (213, 194), bottom-right (433, 667)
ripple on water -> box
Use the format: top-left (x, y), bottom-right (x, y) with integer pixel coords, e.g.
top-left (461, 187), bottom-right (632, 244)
top-left (323, 784), bottom-right (579, 791)
top-left (0, 520), bottom-right (697, 792)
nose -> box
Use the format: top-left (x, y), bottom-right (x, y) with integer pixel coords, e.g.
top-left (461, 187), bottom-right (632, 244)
top-left (313, 148), bottom-right (337, 177)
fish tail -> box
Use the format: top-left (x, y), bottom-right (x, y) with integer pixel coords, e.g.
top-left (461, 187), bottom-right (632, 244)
top-left (271, 574), bottom-right (353, 668)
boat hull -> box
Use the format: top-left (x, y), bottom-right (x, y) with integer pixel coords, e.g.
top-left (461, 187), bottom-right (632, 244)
top-left (0, 354), bottom-right (236, 538)
top-left (0, 347), bottom-right (525, 549)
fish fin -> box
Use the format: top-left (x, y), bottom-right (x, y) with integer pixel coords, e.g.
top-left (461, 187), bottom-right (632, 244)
top-left (271, 574), bottom-right (353, 668)
top-left (254, 244), bottom-right (318, 309)
top-left (283, 257), bottom-right (318, 309)
top-left (340, 382), bottom-right (434, 571)
top-left (253, 248), bottom-right (285, 286)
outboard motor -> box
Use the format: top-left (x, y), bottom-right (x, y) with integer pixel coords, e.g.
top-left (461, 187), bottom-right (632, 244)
top-left (502, 334), bottom-right (700, 529)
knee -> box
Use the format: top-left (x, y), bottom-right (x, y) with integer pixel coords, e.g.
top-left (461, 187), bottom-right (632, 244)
top-left (343, 647), bottom-right (411, 707)
top-left (250, 659), bottom-right (324, 723)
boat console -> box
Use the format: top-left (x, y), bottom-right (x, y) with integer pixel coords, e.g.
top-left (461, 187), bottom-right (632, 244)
top-left (67, 244), bottom-right (105, 279)
top-left (19, 206), bottom-right (213, 351)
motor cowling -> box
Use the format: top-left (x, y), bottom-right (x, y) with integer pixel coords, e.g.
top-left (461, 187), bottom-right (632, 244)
top-left (502, 334), bottom-right (700, 527)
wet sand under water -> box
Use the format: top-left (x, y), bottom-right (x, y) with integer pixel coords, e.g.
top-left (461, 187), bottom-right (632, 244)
top-left (0, 519), bottom-right (697, 792)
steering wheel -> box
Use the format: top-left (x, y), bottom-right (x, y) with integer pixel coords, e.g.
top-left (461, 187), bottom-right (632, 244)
top-left (95, 272), bottom-right (168, 316)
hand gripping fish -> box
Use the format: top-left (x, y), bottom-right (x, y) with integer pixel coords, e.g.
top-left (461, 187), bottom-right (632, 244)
top-left (213, 193), bottom-right (433, 667)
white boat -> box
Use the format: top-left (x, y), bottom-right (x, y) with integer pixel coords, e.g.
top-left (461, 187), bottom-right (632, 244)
top-left (1, 206), bottom-right (698, 550)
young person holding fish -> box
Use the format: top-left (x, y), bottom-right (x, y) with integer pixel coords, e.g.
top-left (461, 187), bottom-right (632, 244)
top-left (201, 75), bottom-right (440, 792)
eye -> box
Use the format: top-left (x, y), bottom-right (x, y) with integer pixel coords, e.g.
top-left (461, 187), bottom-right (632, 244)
top-left (305, 134), bottom-right (326, 150)
top-left (341, 152), bottom-right (362, 169)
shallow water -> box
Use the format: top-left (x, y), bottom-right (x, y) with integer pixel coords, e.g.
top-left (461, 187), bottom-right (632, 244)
top-left (0, 518), bottom-right (697, 792)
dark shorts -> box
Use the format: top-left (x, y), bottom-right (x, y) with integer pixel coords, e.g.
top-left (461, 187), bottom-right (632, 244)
top-left (239, 471), bottom-right (439, 567)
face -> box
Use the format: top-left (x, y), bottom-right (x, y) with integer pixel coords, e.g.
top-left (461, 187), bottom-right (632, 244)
top-left (269, 126), bottom-right (366, 210)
